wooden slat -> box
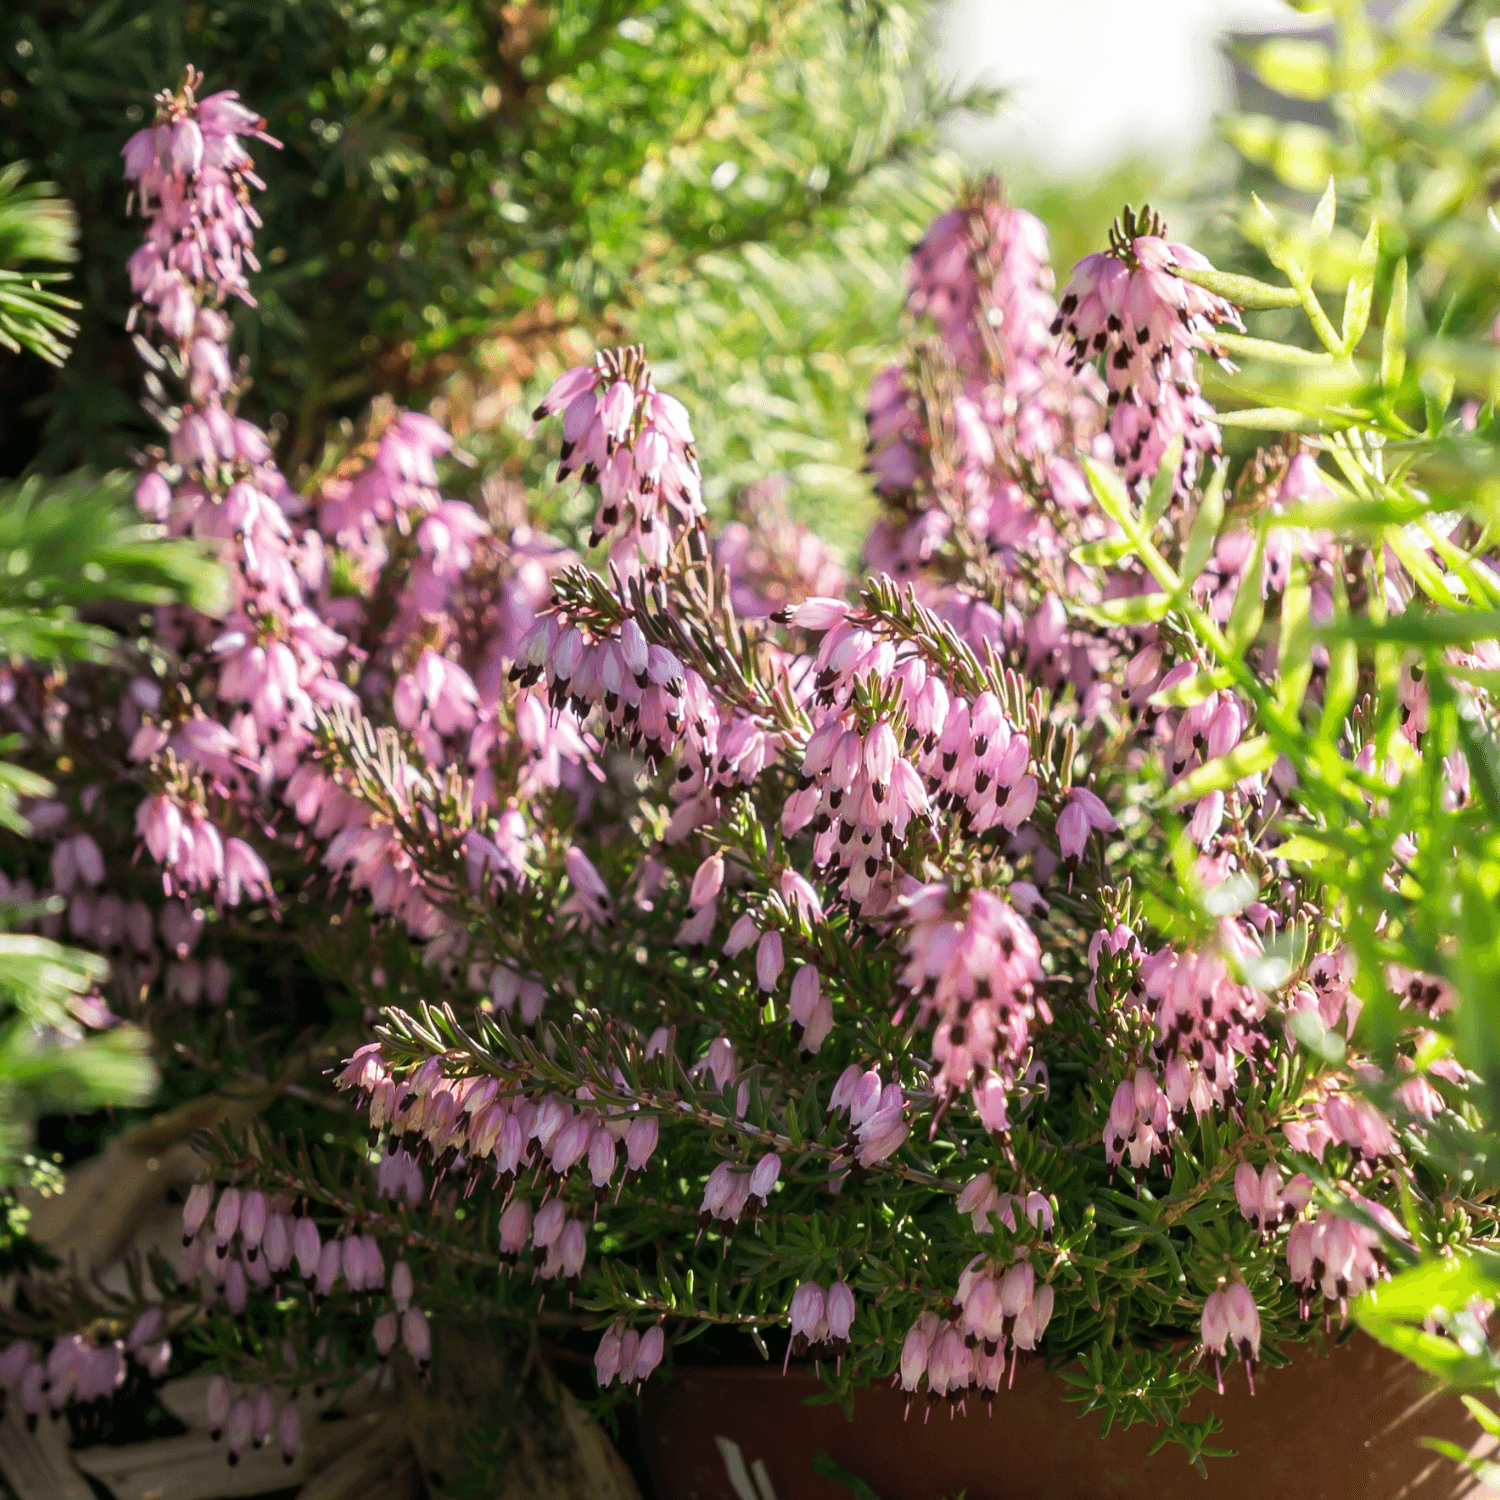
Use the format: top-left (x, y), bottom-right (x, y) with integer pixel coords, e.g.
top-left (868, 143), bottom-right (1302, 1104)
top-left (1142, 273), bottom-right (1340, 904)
top-left (70, 1410), bottom-right (392, 1500)
top-left (0, 1408), bottom-right (97, 1500)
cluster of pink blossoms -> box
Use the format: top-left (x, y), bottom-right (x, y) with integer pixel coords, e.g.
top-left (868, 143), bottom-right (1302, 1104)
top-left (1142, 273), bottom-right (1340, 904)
top-left (336, 1044), bottom-right (669, 1287)
top-left (862, 182), bottom-right (1107, 696)
top-left (532, 345), bottom-right (705, 573)
top-left (1053, 210), bottom-right (1241, 497)
top-left (785, 1280), bottom-right (856, 1370)
top-left (1, 1315), bottom-right (170, 1432)
top-left (116, 71), bottom-right (596, 981)
top-left (865, 183), bottom-right (1103, 576)
top-left (201, 1374), bottom-right (303, 1468)
top-left (896, 885), bottom-right (1045, 1117)
top-left (177, 1175), bottom-right (431, 1452)
top-left (896, 1256), bottom-right (1055, 1412)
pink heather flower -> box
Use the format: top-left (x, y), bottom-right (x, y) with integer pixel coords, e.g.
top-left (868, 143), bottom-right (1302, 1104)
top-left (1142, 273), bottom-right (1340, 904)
top-left (898, 884), bottom-right (1044, 1117)
top-left (1055, 221), bottom-right (1239, 496)
top-left (562, 846), bottom-right (614, 927)
top-left (1057, 799), bottom-right (1089, 861)
top-left (783, 596), bottom-right (850, 630)
top-left (391, 1260), bottom-right (413, 1311)
top-left (689, 853), bottom-right (725, 907)
top-left (292, 1216), bottom-right (321, 1282)
top-left (277, 1401), bottom-right (300, 1464)
top-left (634, 1325), bottom-right (664, 1382)
top-left (499, 1200), bottom-right (532, 1260)
top-left (1225, 1281), bottom-right (1261, 1363)
top-left (1234, 1162), bottom-right (1262, 1228)
top-left (401, 1308), bottom-right (431, 1367)
top-left (898, 1314), bottom-right (939, 1393)
top-left (748, 1153), bottom-right (781, 1207)
top-left (786, 1281), bottom-right (828, 1367)
top-left (788, 963), bottom-right (821, 1030)
top-left (182, 1182), bottom-right (214, 1242)
top-left (722, 912), bottom-right (760, 955)
top-left (856, 1093), bottom-right (908, 1166)
top-left (779, 869), bottom-right (824, 924)
top-left (625, 1114), bottom-right (659, 1173)
top-left (825, 1281), bottom-right (856, 1351)
top-left (223, 838), bottom-right (272, 906)
top-left (136, 793), bottom-right (184, 865)
top-left (1201, 1290), bottom-right (1230, 1356)
top-left (756, 930), bottom-right (784, 992)
top-left (1278, 450), bottom-right (1333, 506)
top-left (595, 1323), bottom-right (624, 1387)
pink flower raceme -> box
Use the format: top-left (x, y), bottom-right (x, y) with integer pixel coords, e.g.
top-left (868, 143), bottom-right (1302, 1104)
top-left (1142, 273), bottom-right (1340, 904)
top-left (784, 1280), bottom-right (857, 1370)
top-left (533, 346), bottom-right (705, 574)
top-left (898, 1263), bottom-right (1054, 1411)
top-left (1054, 208), bottom-right (1240, 496)
top-left (595, 1321), bottom-right (665, 1388)
top-left (828, 1066), bottom-right (910, 1166)
top-left (1200, 1281), bottom-right (1260, 1392)
top-left (1057, 786), bottom-right (1117, 862)
top-left (896, 884), bottom-right (1045, 1121)
top-left (512, 611), bottom-right (698, 773)
top-left (123, 69), bottom-right (279, 339)
top-left (1285, 1200), bottom-right (1407, 1315)
top-left (865, 181), bottom-right (1103, 593)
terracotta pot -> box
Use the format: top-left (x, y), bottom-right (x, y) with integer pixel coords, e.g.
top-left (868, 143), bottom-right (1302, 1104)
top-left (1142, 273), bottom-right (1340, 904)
top-left (639, 1334), bottom-right (1499, 1500)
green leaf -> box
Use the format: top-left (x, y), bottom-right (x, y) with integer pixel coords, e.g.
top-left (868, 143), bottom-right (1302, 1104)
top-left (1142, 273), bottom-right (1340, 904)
top-left (1218, 407), bottom-right (1330, 433)
top-left (1273, 832), bottom-right (1337, 867)
top-left (1071, 537), bottom-right (1137, 568)
top-left (1250, 38), bottom-right (1333, 101)
top-left (1319, 561), bottom-right (1359, 738)
top-left (1309, 177), bottom-right (1338, 240)
top-left (1164, 736), bottom-right (1276, 805)
top-left (1357, 1251), bottom-right (1500, 1326)
top-left (1340, 222), bottom-right (1378, 354)
top-left (1226, 529), bottom-right (1268, 652)
top-left (1288, 1008), bottom-right (1346, 1063)
top-left (1213, 332), bottom-right (1334, 367)
top-left (1081, 455), bottom-right (1136, 534)
top-left (810, 1452), bottom-right (884, 1500)
top-left (1143, 436), bottom-right (1184, 527)
top-left (1320, 610), bottom-right (1500, 646)
top-left (1179, 461), bottom-right (1227, 589)
top-left (1148, 668), bottom-right (1233, 709)
top-left (1277, 494), bottom-right (1427, 530)
top-left (1170, 265), bottom-right (1299, 310)
top-left (1075, 594), bottom-right (1174, 627)
top-left (1277, 556), bottom-right (1313, 713)
top-left (1457, 714), bottom-right (1500, 822)
top-left (1463, 1397), bottom-right (1500, 1441)
top-left (1381, 257), bottom-right (1409, 390)
top-left (1385, 527), bottom-right (1462, 612)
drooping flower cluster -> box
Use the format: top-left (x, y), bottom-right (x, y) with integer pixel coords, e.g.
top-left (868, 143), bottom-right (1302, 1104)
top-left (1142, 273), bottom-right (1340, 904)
top-left (202, 1374), bottom-right (304, 1468)
top-left (862, 180), bottom-right (1106, 672)
top-left (1, 1317), bottom-right (170, 1431)
top-left (785, 1280), bottom-right (856, 1369)
top-left (896, 1254), bottom-right (1056, 1411)
top-left (1053, 206), bottom-right (1242, 496)
top-left (896, 885), bottom-right (1045, 1117)
top-left (532, 345), bottom-right (705, 573)
top-left (1199, 1281), bottom-right (1261, 1392)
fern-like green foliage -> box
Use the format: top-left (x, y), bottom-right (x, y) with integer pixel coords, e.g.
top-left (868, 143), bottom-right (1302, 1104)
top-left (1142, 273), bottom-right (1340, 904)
top-left (0, 471), bottom-right (225, 1179)
top-left (0, 161), bottom-right (79, 366)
